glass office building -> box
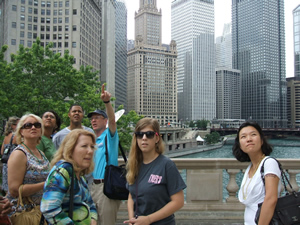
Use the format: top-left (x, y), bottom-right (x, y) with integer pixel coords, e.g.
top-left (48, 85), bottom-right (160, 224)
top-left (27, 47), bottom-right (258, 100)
top-left (232, 0), bottom-right (287, 128)
top-left (171, 0), bottom-right (215, 122)
top-left (294, 5), bottom-right (300, 77)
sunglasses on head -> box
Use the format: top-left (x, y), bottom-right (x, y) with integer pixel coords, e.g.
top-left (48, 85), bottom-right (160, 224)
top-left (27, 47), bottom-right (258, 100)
top-left (21, 122), bottom-right (42, 129)
top-left (135, 131), bottom-right (158, 139)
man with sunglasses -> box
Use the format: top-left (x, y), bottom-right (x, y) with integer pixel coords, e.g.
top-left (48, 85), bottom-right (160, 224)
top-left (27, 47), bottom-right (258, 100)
top-left (52, 104), bottom-right (94, 150)
top-left (87, 84), bottom-right (120, 225)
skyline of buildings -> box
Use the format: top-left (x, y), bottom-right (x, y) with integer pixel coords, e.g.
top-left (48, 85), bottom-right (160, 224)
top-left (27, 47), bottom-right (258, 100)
top-left (171, 0), bottom-right (216, 122)
top-left (1, 0), bottom-right (299, 128)
top-left (294, 4), bottom-right (300, 77)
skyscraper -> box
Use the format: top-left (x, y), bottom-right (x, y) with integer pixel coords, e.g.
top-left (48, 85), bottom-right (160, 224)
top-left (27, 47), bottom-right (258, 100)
top-left (127, 0), bottom-right (178, 126)
top-left (232, 0), bottom-right (287, 128)
top-left (294, 5), bottom-right (300, 77)
top-left (215, 23), bottom-right (232, 69)
top-left (115, 0), bottom-right (127, 110)
top-left (171, 0), bottom-right (216, 122)
top-left (0, 0), bottom-right (101, 72)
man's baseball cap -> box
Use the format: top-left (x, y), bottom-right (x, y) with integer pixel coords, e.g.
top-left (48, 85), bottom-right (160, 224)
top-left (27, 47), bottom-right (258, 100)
top-left (87, 109), bottom-right (108, 119)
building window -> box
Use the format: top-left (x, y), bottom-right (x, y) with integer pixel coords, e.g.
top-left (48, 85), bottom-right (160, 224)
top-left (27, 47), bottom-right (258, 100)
top-left (21, 14), bottom-right (25, 21)
top-left (58, 34), bottom-right (62, 39)
top-left (65, 1), bottom-right (69, 7)
top-left (28, 41), bottom-right (32, 47)
top-left (53, 26), bottom-right (57, 31)
top-left (58, 42), bottom-right (62, 48)
top-left (34, 17), bottom-right (38, 22)
top-left (72, 42), bottom-right (76, 48)
top-left (65, 25), bottom-right (69, 31)
top-left (53, 18), bottom-right (57, 24)
top-left (47, 1), bottom-right (51, 7)
top-left (34, 8), bottom-right (38, 14)
top-left (41, 1), bottom-right (45, 7)
top-left (65, 17), bottom-right (69, 23)
top-left (11, 39), bottom-right (16, 45)
top-left (41, 26), bottom-right (45, 31)
top-left (65, 34), bottom-right (69, 39)
top-left (58, 26), bottom-right (62, 31)
top-left (40, 34), bottom-right (45, 39)
top-left (65, 9), bottom-right (69, 15)
top-left (12, 22), bottom-right (17, 28)
top-left (41, 17), bottom-right (45, 23)
top-left (33, 33), bottom-right (37, 39)
top-left (58, 18), bottom-right (62, 23)
top-left (28, 16), bottom-right (32, 22)
top-left (20, 31), bottom-right (25, 38)
top-left (72, 25), bottom-right (76, 31)
top-left (46, 26), bottom-right (50, 31)
top-left (28, 0), bottom-right (33, 5)
top-left (54, 10), bottom-right (57, 15)
top-left (73, 9), bottom-right (77, 15)
top-left (20, 40), bottom-right (25, 45)
top-left (59, 1), bottom-right (63, 7)
top-left (65, 42), bottom-right (68, 47)
top-left (28, 32), bottom-right (32, 39)
top-left (33, 25), bottom-right (37, 31)
top-left (54, 1), bottom-right (58, 7)
top-left (12, 5), bottom-right (17, 11)
top-left (59, 9), bottom-right (62, 15)
top-left (34, 1), bottom-right (38, 6)
top-left (20, 23), bottom-right (25, 29)
top-left (28, 24), bottom-right (32, 30)
top-left (41, 9), bottom-right (45, 15)
top-left (46, 34), bottom-right (50, 40)
top-left (47, 9), bottom-right (51, 15)
top-left (46, 18), bottom-right (51, 23)
top-left (28, 7), bottom-right (32, 13)
top-left (53, 34), bottom-right (57, 39)
top-left (21, 6), bottom-right (25, 12)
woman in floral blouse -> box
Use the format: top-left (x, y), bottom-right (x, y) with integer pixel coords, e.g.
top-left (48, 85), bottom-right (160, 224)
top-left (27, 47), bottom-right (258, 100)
top-left (41, 129), bottom-right (97, 225)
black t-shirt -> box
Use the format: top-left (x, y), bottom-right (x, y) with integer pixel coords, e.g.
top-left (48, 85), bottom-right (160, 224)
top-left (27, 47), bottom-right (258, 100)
top-left (128, 155), bottom-right (186, 225)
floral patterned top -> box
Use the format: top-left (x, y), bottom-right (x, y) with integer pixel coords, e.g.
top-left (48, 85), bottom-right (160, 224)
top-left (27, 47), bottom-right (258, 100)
top-left (6, 145), bottom-right (50, 210)
top-left (41, 160), bottom-right (97, 225)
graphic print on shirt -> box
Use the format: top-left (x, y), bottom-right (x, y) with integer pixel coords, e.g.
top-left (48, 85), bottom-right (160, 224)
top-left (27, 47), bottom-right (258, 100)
top-left (148, 174), bottom-right (162, 184)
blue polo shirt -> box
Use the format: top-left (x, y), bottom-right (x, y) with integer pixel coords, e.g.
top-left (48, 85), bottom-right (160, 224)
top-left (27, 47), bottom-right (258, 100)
top-left (92, 128), bottom-right (119, 179)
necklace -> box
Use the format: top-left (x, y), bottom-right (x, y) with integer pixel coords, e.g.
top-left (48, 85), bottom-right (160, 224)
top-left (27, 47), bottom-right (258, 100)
top-left (242, 154), bottom-right (265, 200)
top-left (22, 142), bottom-right (43, 163)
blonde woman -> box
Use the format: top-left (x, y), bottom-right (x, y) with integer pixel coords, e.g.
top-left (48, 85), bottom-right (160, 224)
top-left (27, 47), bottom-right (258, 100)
top-left (124, 118), bottom-right (186, 225)
top-left (41, 129), bottom-right (97, 225)
top-left (7, 114), bottom-right (49, 213)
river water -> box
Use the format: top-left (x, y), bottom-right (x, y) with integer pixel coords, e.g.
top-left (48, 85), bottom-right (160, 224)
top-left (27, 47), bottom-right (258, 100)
top-left (178, 137), bottom-right (300, 200)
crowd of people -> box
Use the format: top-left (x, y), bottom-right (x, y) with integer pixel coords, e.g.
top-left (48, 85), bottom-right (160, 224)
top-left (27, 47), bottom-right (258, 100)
top-left (0, 85), bottom-right (283, 225)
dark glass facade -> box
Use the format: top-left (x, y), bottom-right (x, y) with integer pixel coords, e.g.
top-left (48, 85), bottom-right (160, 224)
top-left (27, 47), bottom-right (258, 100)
top-left (232, 0), bottom-right (287, 128)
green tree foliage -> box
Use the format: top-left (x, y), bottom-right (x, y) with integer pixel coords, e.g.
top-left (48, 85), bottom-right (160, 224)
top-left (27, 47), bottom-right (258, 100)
top-left (205, 131), bottom-right (220, 144)
top-left (116, 106), bottom-right (144, 154)
top-left (196, 119), bottom-right (209, 130)
top-left (189, 120), bottom-right (195, 128)
top-left (0, 39), bottom-right (102, 127)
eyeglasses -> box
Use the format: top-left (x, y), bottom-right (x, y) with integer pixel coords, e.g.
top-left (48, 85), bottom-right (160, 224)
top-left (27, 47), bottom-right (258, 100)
top-left (43, 115), bottom-right (55, 119)
top-left (21, 122), bottom-right (42, 129)
top-left (135, 131), bottom-right (158, 139)
top-left (89, 115), bottom-right (104, 121)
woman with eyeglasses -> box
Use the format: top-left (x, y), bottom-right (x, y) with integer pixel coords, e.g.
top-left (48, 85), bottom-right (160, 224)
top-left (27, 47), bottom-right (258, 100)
top-left (6, 113), bottom-right (50, 217)
top-left (37, 110), bottom-right (61, 161)
top-left (124, 118), bottom-right (186, 225)
top-left (1, 116), bottom-right (20, 195)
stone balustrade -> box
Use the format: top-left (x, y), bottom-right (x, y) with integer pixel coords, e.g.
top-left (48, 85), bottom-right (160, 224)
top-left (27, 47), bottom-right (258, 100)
top-left (118, 158), bottom-right (300, 222)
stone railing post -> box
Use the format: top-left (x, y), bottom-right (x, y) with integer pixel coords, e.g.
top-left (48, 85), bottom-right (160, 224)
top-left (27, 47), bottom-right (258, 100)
top-left (286, 170), bottom-right (300, 192)
top-left (226, 169), bottom-right (240, 202)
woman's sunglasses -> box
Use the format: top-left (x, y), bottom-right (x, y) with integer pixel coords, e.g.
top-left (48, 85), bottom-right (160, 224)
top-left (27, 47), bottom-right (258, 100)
top-left (21, 122), bottom-right (42, 129)
top-left (135, 131), bottom-right (158, 139)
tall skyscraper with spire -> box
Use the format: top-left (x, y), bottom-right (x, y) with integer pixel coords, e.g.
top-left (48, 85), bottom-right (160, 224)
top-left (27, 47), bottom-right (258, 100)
top-left (127, 0), bottom-right (178, 126)
top-left (232, 0), bottom-right (286, 128)
top-left (171, 0), bottom-right (216, 122)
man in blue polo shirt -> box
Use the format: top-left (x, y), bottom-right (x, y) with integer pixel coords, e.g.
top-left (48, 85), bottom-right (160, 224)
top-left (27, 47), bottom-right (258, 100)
top-left (88, 84), bottom-right (120, 225)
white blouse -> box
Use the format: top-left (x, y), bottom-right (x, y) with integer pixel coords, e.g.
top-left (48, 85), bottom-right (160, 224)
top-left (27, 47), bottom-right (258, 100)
top-left (238, 156), bottom-right (281, 225)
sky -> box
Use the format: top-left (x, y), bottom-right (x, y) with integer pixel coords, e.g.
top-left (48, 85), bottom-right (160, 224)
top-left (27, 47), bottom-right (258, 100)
top-left (125, 0), bottom-right (300, 78)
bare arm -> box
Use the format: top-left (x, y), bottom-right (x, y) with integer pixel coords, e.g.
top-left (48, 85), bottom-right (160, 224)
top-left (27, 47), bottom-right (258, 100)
top-left (101, 84), bottom-right (116, 134)
top-left (8, 150), bottom-right (45, 198)
top-left (125, 193), bottom-right (135, 225)
top-left (124, 190), bottom-right (184, 225)
top-left (258, 174), bottom-right (279, 225)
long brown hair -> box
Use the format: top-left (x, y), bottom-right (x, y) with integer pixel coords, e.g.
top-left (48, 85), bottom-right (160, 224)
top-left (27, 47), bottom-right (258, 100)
top-left (126, 118), bottom-right (164, 184)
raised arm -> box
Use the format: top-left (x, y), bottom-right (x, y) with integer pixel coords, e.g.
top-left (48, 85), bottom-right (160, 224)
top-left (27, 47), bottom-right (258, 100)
top-left (101, 84), bottom-right (116, 135)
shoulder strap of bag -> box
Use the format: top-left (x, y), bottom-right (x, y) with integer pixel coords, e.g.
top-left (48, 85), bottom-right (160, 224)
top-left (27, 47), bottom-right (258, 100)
top-left (105, 136), bottom-right (127, 164)
top-left (260, 157), bottom-right (295, 194)
top-left (69, 163), bottom-right (74, 219)
top-left (9, 134), bottom-right (14, 145)
top-left (55, 161), bottom-right (74, 219)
